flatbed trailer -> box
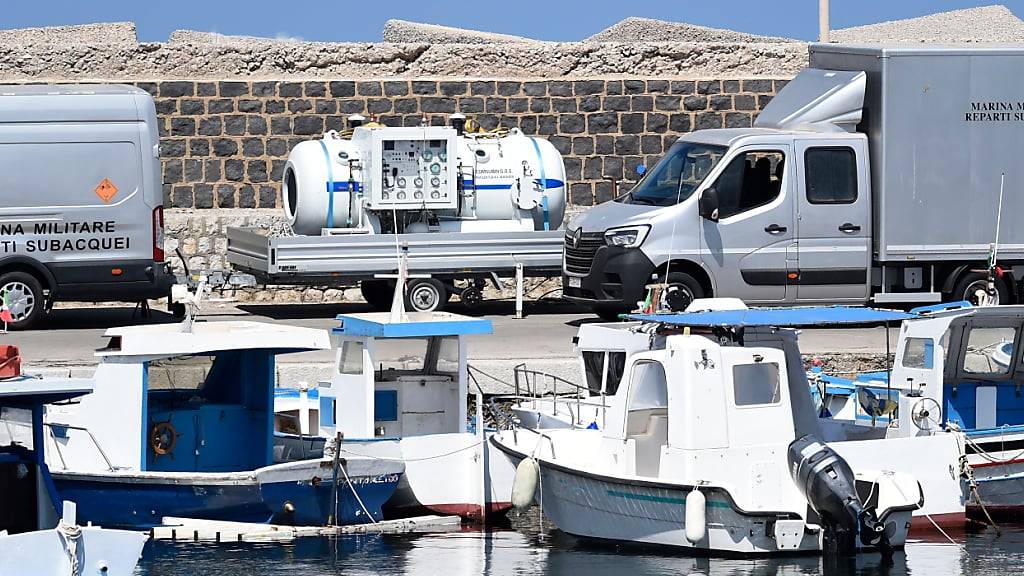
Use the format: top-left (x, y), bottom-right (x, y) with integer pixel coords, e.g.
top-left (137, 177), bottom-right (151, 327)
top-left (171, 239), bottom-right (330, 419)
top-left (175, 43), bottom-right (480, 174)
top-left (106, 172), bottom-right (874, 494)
top-left (226, 227), bottom-right (565, 312)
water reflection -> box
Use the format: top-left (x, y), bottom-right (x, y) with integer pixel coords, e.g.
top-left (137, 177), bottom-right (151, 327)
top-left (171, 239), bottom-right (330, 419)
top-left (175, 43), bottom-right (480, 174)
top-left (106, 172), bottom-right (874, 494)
top-left (138, 509), bottom-right (1000, 576)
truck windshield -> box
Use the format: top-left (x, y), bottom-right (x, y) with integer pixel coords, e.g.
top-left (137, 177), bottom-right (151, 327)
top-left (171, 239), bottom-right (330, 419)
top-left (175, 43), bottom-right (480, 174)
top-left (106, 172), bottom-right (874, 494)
top-left (620, 142), bottom-right (727, 206)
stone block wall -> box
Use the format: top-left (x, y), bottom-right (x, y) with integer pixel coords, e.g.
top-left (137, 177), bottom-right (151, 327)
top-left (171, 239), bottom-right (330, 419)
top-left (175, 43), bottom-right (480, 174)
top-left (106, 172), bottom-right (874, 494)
top-left (146, 77), bottom-right (788, 210)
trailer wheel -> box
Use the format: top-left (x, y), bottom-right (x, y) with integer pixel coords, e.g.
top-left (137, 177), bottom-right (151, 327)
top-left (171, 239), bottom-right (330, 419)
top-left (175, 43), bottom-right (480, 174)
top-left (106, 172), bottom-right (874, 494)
top-left (952, 272), bottom-right (1010, 306)
top-left (360, 280), bottom-right (395, 311)
top-left (405, 278), bottom-right (449, 313)
top-left (0, 271), bottom-right (44, 330)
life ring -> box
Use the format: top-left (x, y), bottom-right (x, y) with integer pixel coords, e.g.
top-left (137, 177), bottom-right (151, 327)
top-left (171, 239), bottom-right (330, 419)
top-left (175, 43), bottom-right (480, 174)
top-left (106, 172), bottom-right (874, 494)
top-left (149, 420), bottom-right (178, 458)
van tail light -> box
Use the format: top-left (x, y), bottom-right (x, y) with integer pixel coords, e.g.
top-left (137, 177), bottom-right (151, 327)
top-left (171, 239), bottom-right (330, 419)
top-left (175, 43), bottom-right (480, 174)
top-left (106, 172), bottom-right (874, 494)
top-left (152, 206), bottom-right (165, 262)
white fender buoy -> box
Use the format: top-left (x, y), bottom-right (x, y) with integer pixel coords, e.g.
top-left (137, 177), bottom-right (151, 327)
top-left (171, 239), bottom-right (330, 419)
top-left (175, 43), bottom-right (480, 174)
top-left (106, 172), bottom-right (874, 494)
top-left (511, 457), bottom-right (540, 509)
top-left (685, 488), bottom-right (707, 544)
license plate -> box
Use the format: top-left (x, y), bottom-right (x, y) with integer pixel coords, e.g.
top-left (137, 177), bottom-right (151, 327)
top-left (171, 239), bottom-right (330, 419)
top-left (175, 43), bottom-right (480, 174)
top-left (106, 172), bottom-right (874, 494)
top-left (567, 276), bottom-right (582, 288)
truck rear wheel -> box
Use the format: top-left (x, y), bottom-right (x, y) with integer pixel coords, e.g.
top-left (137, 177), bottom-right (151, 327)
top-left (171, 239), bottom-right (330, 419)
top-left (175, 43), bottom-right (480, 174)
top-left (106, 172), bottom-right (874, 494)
top-left (405, 278), bottom-right (449, 313)
top-left (952, 272), bottom-right (1010, 306)
top-left (0, 271), bottom-right (44, 330)
top-left (360, 280), bottom-right (395, 311)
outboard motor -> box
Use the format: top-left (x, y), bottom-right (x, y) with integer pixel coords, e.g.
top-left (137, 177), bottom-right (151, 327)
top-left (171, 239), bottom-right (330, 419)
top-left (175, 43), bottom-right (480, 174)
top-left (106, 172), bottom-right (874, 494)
top-left (788, 435), bottom-right (892, 557)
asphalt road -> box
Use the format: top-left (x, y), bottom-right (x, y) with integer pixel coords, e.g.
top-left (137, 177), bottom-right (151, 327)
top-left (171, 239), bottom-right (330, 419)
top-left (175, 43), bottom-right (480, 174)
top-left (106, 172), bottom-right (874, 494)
top-left (5, 299), bottom-right (901, 368)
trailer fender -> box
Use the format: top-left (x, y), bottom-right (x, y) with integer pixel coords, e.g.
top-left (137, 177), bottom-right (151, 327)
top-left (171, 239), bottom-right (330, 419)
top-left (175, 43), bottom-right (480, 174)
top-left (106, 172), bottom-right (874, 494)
top-left (940, 264), bottom-right (974, 294)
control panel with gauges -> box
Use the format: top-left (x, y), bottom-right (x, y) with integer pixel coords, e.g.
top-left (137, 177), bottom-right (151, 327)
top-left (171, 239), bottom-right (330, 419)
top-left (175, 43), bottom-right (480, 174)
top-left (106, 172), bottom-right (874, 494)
top-left (352, 126), bottom-right (459, 211)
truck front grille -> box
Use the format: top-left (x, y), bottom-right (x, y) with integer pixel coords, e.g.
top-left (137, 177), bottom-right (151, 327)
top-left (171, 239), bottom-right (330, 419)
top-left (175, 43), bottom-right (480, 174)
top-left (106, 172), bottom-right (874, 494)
top-left (564, 231), bottom-right (605, 275)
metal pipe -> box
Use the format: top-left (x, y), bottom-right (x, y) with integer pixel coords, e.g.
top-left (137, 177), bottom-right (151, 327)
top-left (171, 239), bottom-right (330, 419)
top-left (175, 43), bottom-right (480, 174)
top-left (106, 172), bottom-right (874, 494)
top-left (819, 0), bottom-right (831, 43)
top-left (328, 431), bottom-right (342, 526)
top-left (45, 422), bottom-right (115, 472)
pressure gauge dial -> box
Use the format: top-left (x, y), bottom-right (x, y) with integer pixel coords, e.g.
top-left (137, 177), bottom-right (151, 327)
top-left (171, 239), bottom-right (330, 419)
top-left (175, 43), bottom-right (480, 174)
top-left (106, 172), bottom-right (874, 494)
top-left (422, 150), bottom-right (433, 161)
top-left (430, 163), bottom-right (441, 175)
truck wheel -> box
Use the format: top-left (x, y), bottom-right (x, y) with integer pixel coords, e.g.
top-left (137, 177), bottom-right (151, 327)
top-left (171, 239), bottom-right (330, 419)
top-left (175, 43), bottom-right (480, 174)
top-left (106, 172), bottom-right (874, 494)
top-left (0, 271), bottom-right (44, 330)
top-left (952, 272), bottom-right (1010, 306)
top-left (661, 272), bottom-right (705, 312)
top-left (405, 279), bottom-right (449, 313)
top-left (360, 280), bottom-right (395, 311)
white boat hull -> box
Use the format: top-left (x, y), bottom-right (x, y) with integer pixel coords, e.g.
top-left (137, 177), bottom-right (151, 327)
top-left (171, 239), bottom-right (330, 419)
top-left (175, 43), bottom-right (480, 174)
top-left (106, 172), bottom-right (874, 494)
top-left (338, 433), bottom-right (515, 519)
top-left (492, 435), bottom-right (913, 555)
top-left (0, 526), bottom-right (147, 576)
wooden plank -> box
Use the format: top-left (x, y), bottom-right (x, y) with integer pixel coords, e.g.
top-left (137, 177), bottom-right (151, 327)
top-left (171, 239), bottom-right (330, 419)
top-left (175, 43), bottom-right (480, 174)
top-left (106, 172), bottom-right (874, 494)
top-left (151, 515), bottom-right (462, 542)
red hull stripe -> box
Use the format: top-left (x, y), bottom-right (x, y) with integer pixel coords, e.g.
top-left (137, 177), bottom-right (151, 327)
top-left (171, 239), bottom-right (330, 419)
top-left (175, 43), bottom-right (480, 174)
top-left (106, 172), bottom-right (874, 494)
top-left (971, 458), bottom-right (1024, 469)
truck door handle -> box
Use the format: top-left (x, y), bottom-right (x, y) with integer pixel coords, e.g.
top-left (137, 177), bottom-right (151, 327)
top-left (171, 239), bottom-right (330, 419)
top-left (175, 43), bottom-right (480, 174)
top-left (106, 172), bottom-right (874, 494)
top-left (764, 224), bottom-right (787, 234)
top-left (838, 223), bottom-right (861, 233)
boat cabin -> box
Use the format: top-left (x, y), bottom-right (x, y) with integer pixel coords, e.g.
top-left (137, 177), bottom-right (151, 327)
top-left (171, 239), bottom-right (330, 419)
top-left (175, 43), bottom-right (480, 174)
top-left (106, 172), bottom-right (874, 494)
top-left (0, 371), bottom-right (93, 535)
top-left (824, 303), bottom-right (1024, 436)
top-left (319, 312), bottom-right (492, 439)
top-left (44, 321), bottom-right (330, 474)
top-left (600, 308), bottom-right (915, 488)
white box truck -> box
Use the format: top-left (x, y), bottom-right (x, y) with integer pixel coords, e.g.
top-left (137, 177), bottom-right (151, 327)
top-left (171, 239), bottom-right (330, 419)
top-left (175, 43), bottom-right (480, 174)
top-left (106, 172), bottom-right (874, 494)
top-left (564, 44), bottom-right (1024, 318)
top-left (0, 85), bottom-right (173, 328)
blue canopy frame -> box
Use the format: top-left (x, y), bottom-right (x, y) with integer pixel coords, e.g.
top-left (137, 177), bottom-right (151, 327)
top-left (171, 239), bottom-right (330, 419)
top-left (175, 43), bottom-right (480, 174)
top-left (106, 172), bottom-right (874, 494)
top-left (333, 313), bottom-right (493, 338)
top-left (625, 306), bottom-right (918, 328)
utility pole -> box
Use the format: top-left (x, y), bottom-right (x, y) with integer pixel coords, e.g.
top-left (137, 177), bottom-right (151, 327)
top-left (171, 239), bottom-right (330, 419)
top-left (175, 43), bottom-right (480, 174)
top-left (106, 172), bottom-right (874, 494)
top-left (819, 0), bottom-right (831, 42)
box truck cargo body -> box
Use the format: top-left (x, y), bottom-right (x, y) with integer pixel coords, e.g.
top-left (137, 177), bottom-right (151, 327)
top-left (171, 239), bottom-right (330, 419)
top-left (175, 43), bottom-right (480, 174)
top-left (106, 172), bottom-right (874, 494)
top-left (564, 44), bottom-right (1024, 318)
top-left (0, 85), bottom-right (173, 328)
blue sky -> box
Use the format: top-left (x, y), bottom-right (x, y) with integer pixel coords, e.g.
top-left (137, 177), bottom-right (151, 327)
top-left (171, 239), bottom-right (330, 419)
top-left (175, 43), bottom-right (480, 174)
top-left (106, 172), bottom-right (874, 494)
top-left (3, 1), bottom-right (1022, 42)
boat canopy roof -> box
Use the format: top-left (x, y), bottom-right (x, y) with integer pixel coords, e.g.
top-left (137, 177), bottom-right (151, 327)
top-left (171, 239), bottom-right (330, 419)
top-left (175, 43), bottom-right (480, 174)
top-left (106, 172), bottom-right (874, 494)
top-left (0, 376), bottom-right (93, 406)
top-left (97, 321), bottom-right (330, 358)
top-left (334, 312), bottom-right (493, 338)
top-left (626, 306), bottom-right (917, 328)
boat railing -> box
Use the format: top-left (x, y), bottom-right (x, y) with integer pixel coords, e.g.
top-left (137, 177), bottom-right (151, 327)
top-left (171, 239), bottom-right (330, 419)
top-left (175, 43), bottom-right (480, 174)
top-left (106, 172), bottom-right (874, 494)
top-left (466, 364), bottom-right (609, 430)
top-left (45, 422), bottom-right (116, 472)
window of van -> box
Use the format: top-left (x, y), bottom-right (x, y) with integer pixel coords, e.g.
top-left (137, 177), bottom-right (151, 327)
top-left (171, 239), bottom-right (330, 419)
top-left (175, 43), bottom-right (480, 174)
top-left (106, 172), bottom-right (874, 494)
top-left (805, 147), bottom-right (857, 204)
top-left (619, 142), bottom-right (727, 207)
top-left (712, 150), bottom-right (785, 219)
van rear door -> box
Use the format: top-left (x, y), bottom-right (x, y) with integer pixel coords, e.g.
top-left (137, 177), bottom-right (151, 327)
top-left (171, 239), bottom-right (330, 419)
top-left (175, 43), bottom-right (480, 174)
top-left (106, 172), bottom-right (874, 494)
top-left (793, 138), bottom-right (871, 302)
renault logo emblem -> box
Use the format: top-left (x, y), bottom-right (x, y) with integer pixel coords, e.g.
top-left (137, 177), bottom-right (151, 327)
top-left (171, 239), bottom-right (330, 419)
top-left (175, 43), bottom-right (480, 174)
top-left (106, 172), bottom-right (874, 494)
top-left (572, 228), bottom-right (582, 249)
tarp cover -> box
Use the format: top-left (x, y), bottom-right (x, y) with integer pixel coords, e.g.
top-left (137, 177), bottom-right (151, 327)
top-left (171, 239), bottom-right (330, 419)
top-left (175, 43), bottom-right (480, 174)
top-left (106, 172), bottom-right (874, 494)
top-left (626, 306), bottom-right (917, 328)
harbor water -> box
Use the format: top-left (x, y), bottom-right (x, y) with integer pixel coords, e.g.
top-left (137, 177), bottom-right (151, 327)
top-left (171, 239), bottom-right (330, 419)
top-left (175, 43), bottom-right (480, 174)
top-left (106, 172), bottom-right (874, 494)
top-left (137, 509), bottom-right (1019, 576)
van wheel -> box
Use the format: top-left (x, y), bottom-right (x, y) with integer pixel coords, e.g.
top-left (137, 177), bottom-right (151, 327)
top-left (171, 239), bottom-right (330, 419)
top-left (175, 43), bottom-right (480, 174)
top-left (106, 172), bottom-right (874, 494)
top-left (405, 279), bottom-right (449, 313)
top-left (952, 272), bottom-right (1010, 306)
top-left (0, 271), bottom-right (44, 330)
top-left (360, 280), bottom-right (395, 311)
top-left (661, 272), bottom-right (705, 312)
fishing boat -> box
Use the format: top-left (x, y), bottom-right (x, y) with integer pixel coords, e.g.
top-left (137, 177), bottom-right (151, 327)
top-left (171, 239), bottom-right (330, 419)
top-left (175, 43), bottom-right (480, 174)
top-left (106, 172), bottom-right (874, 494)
top-left (0, 358), bottom-right (147, 575)
top-left (492, 307), bottom-right (965, 555)
top-left (816, 302), bottom-right (1024, 520)
top-left (41, 320), bottom-right (402, 528)
top-left (293, 310), bottom-right (516, 519)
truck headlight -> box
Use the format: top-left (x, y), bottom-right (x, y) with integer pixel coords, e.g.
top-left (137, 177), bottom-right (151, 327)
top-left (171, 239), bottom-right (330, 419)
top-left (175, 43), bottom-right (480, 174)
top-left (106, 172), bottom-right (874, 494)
top-left (604, 225), bottom-right (650, 248)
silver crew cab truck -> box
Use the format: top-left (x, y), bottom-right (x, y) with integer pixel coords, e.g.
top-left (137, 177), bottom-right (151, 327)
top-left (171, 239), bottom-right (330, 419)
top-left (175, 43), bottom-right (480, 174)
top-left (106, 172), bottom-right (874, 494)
top-left (0, 85), bottom-right (173, 328)
top-left (565, 44), bottom-right (1024, 319)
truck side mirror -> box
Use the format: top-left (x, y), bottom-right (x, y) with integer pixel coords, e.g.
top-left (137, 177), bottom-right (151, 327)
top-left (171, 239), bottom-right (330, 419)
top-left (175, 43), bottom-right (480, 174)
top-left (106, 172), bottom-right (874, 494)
top-left (699, 187), bottom-right (720, 222)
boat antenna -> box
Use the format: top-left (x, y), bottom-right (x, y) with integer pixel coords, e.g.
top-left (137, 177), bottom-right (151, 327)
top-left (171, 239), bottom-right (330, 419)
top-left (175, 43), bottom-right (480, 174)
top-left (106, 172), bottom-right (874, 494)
top-left (981, 173), bottom-right (1006, 306)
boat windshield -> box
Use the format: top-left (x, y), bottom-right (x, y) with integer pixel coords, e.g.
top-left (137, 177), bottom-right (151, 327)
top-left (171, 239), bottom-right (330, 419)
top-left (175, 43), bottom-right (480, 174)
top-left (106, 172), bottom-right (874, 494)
top-left (619, 141), bottom-right (727, 207)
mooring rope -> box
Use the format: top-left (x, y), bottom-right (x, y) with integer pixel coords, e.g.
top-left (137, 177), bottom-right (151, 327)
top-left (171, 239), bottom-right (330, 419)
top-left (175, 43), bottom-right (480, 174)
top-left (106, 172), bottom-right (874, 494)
top-left (56, 519), bottom-right (82, 576)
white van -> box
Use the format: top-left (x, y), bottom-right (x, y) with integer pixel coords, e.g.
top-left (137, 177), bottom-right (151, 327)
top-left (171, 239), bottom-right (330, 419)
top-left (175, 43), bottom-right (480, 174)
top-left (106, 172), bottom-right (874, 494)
top-left (0, 85), bottom-right (173, 328)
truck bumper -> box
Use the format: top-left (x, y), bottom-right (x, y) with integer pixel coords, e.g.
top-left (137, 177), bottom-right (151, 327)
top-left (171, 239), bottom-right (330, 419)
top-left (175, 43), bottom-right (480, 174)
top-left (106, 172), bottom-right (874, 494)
top-left (49, 260), bottom-right (175, 302)
top-left (562, 246), bottom-right (656, 310)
